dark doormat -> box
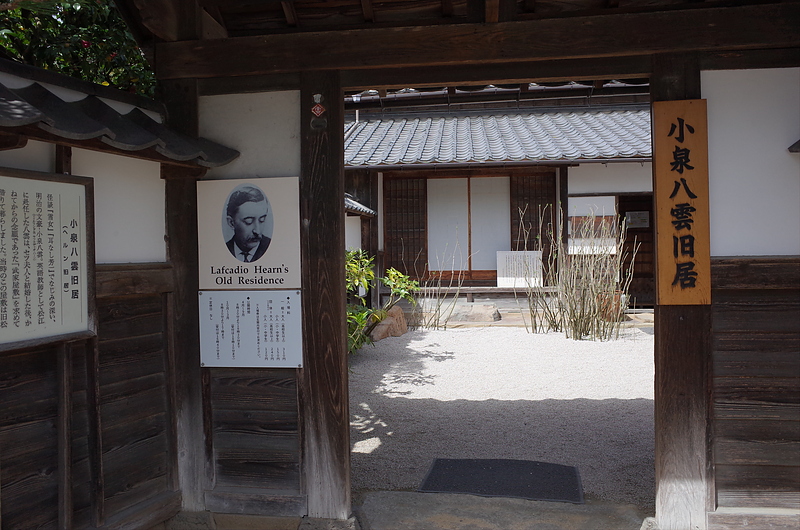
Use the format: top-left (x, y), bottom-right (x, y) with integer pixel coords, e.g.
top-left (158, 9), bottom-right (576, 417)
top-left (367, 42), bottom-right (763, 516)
top-left (418, 458), bottom-right (584, 504)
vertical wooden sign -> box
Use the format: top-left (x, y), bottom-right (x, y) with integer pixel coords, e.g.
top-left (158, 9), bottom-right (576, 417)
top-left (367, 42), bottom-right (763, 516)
top-left (653, 99), bottom-right (711, 305)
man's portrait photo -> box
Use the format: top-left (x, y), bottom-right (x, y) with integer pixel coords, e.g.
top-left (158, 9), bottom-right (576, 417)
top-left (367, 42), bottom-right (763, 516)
top-left (223, 184), bottom-right (273, 263)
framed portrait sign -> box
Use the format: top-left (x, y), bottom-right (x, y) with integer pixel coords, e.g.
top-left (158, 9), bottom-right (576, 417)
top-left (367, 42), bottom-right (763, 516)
top-left (197, 177), bottom-right (301, 290)
top-left (0, 168), bottom-right (96, 352)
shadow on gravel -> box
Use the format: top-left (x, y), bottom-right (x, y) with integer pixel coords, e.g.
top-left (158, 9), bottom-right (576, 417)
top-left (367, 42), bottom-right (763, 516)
top-left (348, 331), bottom-right (655, 514)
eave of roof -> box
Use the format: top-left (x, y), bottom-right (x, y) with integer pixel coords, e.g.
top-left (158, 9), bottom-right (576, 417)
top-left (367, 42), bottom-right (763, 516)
top-left (344, 107), bottom-right (651, 168)
top-left (345, 193), bottom-right (376, 217)
top-left (0, 60), bottom-right (239, 168)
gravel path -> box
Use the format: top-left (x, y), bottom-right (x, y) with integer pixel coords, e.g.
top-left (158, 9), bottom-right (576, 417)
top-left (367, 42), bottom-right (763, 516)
top-left (348, 326), bottom-right (655, 512)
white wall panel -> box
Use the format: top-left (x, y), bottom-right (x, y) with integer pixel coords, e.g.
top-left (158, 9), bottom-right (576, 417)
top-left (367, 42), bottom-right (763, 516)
top-left (428, 178), bottom-right (469, 271)
top-left (72, 149), bottom-right (165, 263)
top-left (702, 68), bottom-right (800, 256)
top-left (345, 216), bottom-right (361, 250)
top-left (0, 140), bottom-right (55, 173)
top-left (199, 91), bottom-right (301, 179)
top-left (470, 177), bottom-right (511, 270)
top-left (568, 162), bottom-right (652, 194)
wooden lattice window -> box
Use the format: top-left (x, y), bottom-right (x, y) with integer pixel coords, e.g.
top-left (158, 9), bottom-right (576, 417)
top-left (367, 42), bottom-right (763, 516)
top-left (383, 178), bottom-right (427, 278)
top-left (510, 172), bottom-right (557, 251)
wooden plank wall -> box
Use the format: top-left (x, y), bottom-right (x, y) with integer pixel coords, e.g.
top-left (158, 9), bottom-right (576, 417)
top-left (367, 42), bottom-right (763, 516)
top-left (203, 368), bottom-right (305, 516)
top-left (708, 257), bottom-right (800, 529)
top-left (0, 263), bottom-right (180, 529)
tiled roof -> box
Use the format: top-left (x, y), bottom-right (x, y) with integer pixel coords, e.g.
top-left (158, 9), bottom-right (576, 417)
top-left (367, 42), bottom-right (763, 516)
top-left (0, 61), bottom-right (239, 168)
top-left (344, 109), bottom-right (650, 167)
top-left (345, 193), bottom-right (376, 216)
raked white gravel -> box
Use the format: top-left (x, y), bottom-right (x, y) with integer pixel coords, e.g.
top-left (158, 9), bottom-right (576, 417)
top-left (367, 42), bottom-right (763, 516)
top-left (349, 326), bottom-right (655, 511)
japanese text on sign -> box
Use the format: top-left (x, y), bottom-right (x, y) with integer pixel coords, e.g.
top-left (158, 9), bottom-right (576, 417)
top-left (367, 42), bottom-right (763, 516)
top-left (198, 290), bottom-right (303, 368)
top-left (0, 174), bottom-right (89, 344)
top-left (653, 100), bottom-right (711, 305)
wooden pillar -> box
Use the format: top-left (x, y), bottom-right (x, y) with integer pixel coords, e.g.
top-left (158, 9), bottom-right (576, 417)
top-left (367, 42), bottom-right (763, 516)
top-left (57, 342), bottom-right (73, 530)
top-left (298, 70), bottom-right (351, 519)
top-left (160, 78), bottom-right (208, 511)
top-left (651, 53), bottom-right (714, 530)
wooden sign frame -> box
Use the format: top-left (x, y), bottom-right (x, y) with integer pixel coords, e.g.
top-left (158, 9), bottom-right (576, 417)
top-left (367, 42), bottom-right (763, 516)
top-left (653, 99), bottom-right (711, 305)
top-left (0, 167), bottom-right (96, 353)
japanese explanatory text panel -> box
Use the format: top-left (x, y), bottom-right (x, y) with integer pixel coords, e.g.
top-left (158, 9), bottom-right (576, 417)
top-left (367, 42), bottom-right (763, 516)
top-left (0, 174), bottom-right (90, 343)
top-left (197, 177), bottom-right (303, 367)
top-left (199, 290), bottom-right (302, 368)
top-left (653, 100), bottom-right (711, 305)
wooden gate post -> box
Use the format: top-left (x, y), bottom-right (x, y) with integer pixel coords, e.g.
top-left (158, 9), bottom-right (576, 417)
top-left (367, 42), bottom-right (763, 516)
top-left (651, 53), bottom-right (714, 530)
top-left (299, 70), bottom-right (351, 519)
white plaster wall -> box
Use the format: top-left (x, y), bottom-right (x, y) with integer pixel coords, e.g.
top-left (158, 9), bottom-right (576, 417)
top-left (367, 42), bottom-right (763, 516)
top-left (567, 196), bottom-right (617, 217)
top-left (568, 162), bottom-right (652, 194)
top-left (345, 216), bottom-right (361, 250)
top-left (71, 149), bottom-right (165, 263)
top-left (702, 68), bottom-right (800, 256)
top-left (470, 177), bottom-right (511, 270)
top-left (428, 178), bottom-right (469, 271)
top-left (199, 91), bottom-right (301, 179)
top-left (0, 140), bottom-right (55, 173)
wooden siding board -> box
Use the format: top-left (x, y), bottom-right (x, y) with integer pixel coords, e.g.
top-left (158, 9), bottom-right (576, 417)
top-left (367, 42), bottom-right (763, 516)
top-left (708, 510), bottom-right (800, 529)
top-left (204, 487), bottom-right (306, 517)
top-left (210, 368), bottom-right (301, 493)
top-left (97, 336), bottom-right (166, 386)
top-left (711, 257), bottom-right (800, 516)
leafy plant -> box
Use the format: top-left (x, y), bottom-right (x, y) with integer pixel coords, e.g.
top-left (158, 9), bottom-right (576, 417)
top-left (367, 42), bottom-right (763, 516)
top-left (345, 250), bottom-right (419, 354)
top-left (0, 1), bottom-right (156, 97)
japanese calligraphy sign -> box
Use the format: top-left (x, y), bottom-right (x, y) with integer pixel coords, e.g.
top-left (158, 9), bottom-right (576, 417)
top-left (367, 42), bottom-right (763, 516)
top-left (0, 171), bottom-right (93, 348)
top-left (198, 290), bottom-right (302, 367)
top-left (653, 100), bottom-right (711, 305)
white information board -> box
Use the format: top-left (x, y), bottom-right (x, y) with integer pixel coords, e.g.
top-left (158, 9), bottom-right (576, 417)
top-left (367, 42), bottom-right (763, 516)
top-left (0, 173), bottom-right (91, 346)
top-left (199, 290), bottom-right (303, 368)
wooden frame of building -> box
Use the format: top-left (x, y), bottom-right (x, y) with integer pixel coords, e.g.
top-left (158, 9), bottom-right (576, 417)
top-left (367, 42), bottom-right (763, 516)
top-left (1, 1), bottom-right (798, 529)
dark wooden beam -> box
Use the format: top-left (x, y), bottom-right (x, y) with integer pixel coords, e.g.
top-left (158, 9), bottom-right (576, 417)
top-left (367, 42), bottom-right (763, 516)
top-left (281, 1), bottom-right (299, 27)
top-left (85, 337), bottom-right (105, 526)
top-left (298, 70), bottom-right (351, 519)
top-left (342, 55), bottom-right (652, 89)
top-left (55, 145), bottom-right (71, 175)
top-left (441, 0), bottom-right (454, 17)
top-left (650, 53), bottom-right (714, 530)
top-left (57, 342), bottom-right (73, 530)
top-left (155, 3), bottom-right (800, 79)
top-left (361, 0), bottom-right (375, 23)
top-left (161, 78), bottom-right (208, 512)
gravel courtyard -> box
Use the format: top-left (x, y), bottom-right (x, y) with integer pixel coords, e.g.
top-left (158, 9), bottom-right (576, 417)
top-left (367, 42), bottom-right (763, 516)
top-left (348, 325), bottom-right (656, 512)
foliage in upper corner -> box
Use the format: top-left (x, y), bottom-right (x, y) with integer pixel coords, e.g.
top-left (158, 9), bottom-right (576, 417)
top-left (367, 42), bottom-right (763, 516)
top-left (0, 1), bottom-right (156, 97)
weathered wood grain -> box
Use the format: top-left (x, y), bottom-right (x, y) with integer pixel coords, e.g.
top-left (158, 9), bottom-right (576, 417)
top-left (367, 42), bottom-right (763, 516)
top-left (58, 343), bottom-right (73, 530)
top-left (651, 55), bottom-right (712, 530)
top-left (156, 4), bottom-right (800, 79)
top-left (712, 257), bottom-right (800, 291)
top-left (95, 263), bottom-right (174, 299)
top-left (711, 256), bottom-right (800, 516)
top-left (204, 487), bottom-right (306, 517)
top-left (708, 509), bottom-right (800, 530)
top-left (100, 489), bottom-right (180, 530)
top-left (299, 70), bottom-right (351, 520)
top-left (97, 296), bottom-right (165, 340)
top-left (163, 159), bottom-right (206, 511)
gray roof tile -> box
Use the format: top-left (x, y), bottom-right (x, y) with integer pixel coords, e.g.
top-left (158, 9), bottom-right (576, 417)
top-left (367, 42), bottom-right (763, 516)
top-left (345, 109), bottom-right (651, 167)
top-left (0, 72), bottom-right (239, 168)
